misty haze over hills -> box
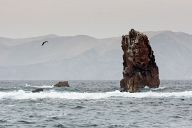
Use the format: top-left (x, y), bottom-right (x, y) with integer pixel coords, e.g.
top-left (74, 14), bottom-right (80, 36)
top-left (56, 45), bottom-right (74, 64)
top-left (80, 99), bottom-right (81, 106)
top-left (1, 31), bottom-right (192, 80)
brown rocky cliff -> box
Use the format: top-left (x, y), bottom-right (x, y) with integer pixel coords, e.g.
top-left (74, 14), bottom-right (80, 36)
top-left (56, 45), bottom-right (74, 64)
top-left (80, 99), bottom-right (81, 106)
top-left (120, 29), bottom-right (160, 92)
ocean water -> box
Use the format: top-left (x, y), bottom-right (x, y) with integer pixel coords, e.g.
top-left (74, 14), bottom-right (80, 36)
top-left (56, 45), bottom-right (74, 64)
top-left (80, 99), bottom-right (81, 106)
top-left (0, 80), bottom-right (192, 128)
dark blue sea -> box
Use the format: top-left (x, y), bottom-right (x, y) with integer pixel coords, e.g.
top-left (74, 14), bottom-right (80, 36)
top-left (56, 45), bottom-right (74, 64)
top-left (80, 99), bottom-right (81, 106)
top-left (0, 80), bottom-right (192, 128)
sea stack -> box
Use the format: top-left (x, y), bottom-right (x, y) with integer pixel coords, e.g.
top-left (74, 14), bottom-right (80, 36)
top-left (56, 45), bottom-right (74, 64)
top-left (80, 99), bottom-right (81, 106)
top-left (120, 29), bottom-right (160, 92)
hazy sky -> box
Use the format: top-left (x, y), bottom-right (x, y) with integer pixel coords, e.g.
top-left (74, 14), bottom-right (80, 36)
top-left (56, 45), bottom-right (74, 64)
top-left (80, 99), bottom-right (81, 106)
top-left (0, 0), bottom-right (191, 38)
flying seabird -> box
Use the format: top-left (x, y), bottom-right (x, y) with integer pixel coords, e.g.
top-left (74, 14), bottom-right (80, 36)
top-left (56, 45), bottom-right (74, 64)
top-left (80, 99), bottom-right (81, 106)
top-left (42, 41), bottom-right (48, 46)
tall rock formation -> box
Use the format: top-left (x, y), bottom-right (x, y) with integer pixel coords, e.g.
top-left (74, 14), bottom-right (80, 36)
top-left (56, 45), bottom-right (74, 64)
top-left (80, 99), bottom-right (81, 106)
top-left (120, 29), bottom-right (160, 92)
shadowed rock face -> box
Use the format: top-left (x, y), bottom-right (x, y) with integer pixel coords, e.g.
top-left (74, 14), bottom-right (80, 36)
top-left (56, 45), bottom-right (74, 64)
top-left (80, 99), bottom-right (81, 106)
top-left (120, 29), bottom-right (160, 92)
top-left (32, 88), bottom-right (43, 93)
top-left (54, 81), bottom-right (69, 87)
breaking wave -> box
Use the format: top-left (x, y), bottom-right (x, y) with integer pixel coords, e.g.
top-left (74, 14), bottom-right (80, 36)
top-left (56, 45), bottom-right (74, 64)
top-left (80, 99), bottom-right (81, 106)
top-left (150, 86), bottom-right (166, 90)
top-left (25, 83), bottom-right (54, 88)
top-left (0, 90), bottom-right (192, 100)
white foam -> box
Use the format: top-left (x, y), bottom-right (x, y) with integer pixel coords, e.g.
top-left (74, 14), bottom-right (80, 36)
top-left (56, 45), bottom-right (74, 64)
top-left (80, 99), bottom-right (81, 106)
top-left (150, 86), bottom-right (166, 91)
top-left (25, 83), bottom-right (31, 87)
top-left (0, 90), bottom-right (192, 100)
top-left (25, 83), bottom-right (54, 88)
top-left (32, 85), bottom-right (54, 88)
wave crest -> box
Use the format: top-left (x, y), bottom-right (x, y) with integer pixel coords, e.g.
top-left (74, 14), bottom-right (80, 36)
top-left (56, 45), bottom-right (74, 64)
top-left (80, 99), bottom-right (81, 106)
top-left (0, 90), bottom-right (192, 100)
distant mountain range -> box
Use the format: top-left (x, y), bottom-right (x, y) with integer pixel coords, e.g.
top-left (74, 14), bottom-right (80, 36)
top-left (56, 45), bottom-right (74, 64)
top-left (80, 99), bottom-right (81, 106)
top-left (1, 31), bottom-right (192, 80)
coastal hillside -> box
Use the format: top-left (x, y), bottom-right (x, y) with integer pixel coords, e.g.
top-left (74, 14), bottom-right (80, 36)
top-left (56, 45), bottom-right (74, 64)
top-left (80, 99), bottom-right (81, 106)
top-left (0, 31), bottom-right (192, 80)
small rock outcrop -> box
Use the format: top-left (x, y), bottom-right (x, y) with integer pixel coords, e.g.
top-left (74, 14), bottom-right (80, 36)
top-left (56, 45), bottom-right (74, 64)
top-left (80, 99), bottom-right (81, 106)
top-left (54, 81), bottom-right (69, 87)
top-left (32, 88), bottom-right (44, 93)
top-left (120, 29), bottom-right (160, 92)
